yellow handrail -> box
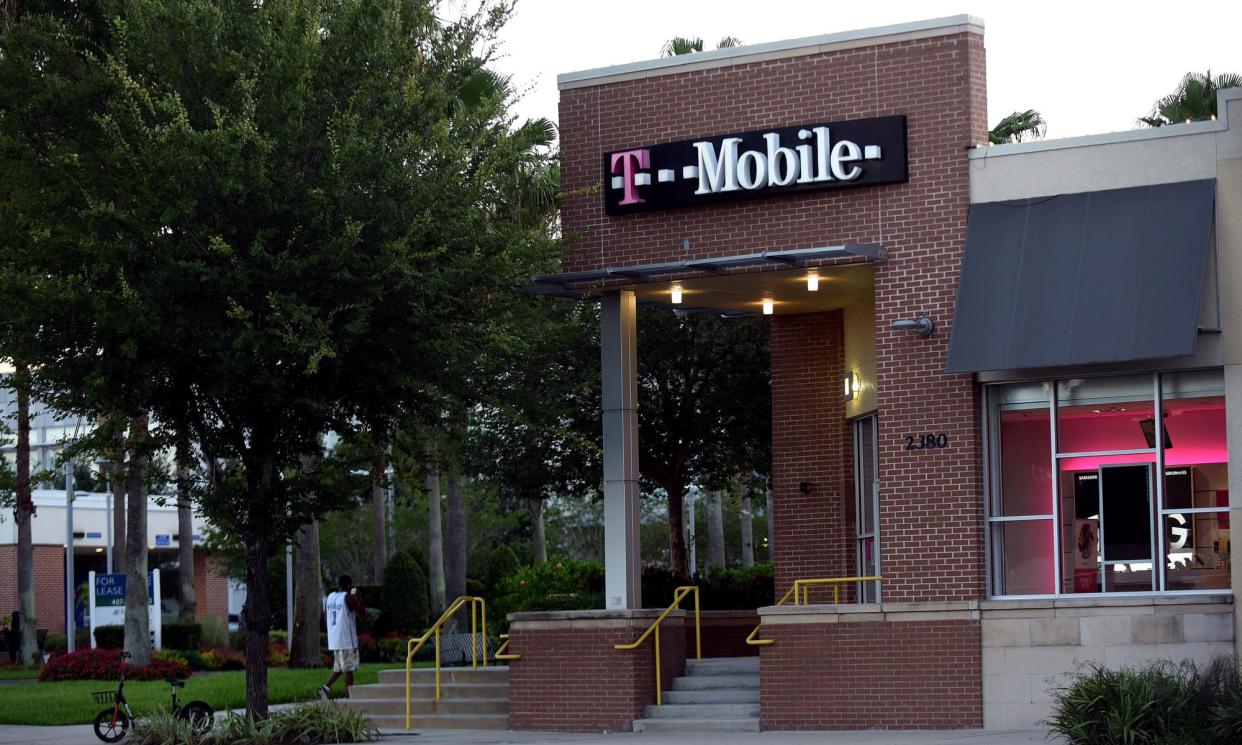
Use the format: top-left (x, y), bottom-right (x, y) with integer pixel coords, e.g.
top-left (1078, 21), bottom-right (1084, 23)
top-left (746, 576), bottom-right (882, 646)
top-left (614, 585), bottom-right (701, 706)
top-left (495, 633), bottom-right (520, 661)
top-left (404, 595), bottom-right (488, 730)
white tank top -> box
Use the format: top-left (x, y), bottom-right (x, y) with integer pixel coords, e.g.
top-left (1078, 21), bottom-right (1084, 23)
top-left (323, 591), bottom-right (358, 650)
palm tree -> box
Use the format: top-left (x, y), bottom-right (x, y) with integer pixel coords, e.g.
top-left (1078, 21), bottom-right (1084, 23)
top-left (662, 36), bottom-right (743, 57)
top-left (989, 110), bottom-right (1046, 144)
top-left (1140, 70), bottom-right (1242, 126)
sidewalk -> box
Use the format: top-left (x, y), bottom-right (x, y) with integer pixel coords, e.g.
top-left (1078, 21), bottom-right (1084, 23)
top-left (0, 725), bottom-right (1056, 745)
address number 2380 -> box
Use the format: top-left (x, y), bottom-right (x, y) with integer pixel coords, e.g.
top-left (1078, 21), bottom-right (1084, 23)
top-left (905, 433), bottom-right (949, 450)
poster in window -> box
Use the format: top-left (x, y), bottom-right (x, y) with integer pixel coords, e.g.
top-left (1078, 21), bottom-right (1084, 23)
top-left (1073, 518), bottom-right (1100, 593)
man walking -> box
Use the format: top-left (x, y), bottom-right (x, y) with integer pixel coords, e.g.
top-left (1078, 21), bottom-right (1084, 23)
top-left (319, 575), bottom-right (364, 700)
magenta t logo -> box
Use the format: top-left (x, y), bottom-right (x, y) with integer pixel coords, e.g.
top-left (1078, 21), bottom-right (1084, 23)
top-left (611, 149), bottom-right (650, 205)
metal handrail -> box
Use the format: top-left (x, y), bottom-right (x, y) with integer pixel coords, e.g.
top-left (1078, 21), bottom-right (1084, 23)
top-left (495, 633), bottom-right (520, 661)
top-left (746, 576), bottom-right (883, 646)
top-left (404, 595), bottom-right (488, 730)
top-left (614, 585), bottom-right (701, 706)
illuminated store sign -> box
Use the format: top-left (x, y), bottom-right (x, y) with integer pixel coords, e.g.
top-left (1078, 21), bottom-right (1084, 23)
top-left (604, 115), bottom-right (907, 215)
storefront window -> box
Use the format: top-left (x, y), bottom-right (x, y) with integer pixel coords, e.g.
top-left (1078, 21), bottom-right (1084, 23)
top-left (988, 370), bottom-right (1230, 597)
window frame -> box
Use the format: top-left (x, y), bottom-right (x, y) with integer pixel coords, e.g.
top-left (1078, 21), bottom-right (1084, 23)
top-left (984, 369), bottom-right (1230, 599)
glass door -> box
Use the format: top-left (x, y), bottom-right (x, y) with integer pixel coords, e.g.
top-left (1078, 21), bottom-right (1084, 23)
top-left (853, 415), bottom-right (880, 603)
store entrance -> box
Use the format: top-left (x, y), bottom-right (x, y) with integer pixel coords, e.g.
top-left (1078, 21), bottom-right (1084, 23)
top-left (853, 415), bottom-right (880, 602)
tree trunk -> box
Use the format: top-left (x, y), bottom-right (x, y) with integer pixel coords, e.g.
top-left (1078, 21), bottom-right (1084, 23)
top-left (243, 526), bottom-right (272, 717)
top-left (13, 362), bottom-right (37, 665)
top-left (444, 473), bottom-right (466, 601)
top-left (665, 483), bottom-right (688, 579)
top-left (123, 416), bottom-right (151, 666)
top-left (290, 519), bottom-right (322, 667)
top-left (176, 446), bottom-right (196, 622)
top-left (242, 453), bottom-right (277, 718)
top-left (110, 456), bottom-right (127, 575)
top-left (706, 490), bottom-right (725, 570)
top-left (425, 467), bottom-right (446, 615)
top-left (740, 492), bottom-right (754, 568)
top-left (765, 482), bottom-right (775, 563)
top-left (528, 497), bottom-right (547, 565)
top-left (370, 455), bottom-right (386, 583)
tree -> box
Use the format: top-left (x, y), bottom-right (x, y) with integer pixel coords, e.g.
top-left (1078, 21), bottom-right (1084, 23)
top-left (369, 454), bottom-right (387, 583)
top-left (0, 0), bottom-right (556, 715)
top-left (123, 417), bottom-right (152, 666)
top-left (989, 110), bottom-right (1046, 144)
top-left (175, 441), bottom-right (196, 622)
top-left (636, 310), bottom-right (770, 577)
top-left (661, 36), bottom-right (742, 56)
top-left (10, 363), bottom-right (37, 664)
top-left (1140, 70), bottom-right (1242, 126)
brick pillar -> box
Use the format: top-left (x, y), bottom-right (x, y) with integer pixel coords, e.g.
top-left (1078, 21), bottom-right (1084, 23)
top-left (192, 551), bottom-right (230, 627)
top-left (507, 609), bottom-right (686, 732)
top-left (769, 311), bottom-right (854, 600)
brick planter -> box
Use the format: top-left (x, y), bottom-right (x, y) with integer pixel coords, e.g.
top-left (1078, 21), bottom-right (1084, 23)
top-left (758, 602), bottom-right (983, 729)
top-left (506, 609), bottom-right (687, 732)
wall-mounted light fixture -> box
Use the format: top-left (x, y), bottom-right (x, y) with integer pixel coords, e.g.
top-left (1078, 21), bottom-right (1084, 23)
top-left (844, 371), bottom-right (860, 401)
top-left (806, 270), bottom-right (820, 292)
top-left (762, 295), bottom-right (774, 315)
top-left (891, 310), bottom-right (934, 337)
top-left (671, 283), bottom-right (683, 304)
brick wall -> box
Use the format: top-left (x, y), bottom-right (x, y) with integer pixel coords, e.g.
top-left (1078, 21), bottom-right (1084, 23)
top-left (193, 551), bottom-right (230, 627)
top-left (560, 30), bottom-right (989, 604)
top-left (769, 312), bottom-right (854, 601)
top-left (761, 617), bottom-right (982, 729)
top-left (508, 611), bottom-right (686, 732)
top-left (0, 544), bottom-right (66, 632)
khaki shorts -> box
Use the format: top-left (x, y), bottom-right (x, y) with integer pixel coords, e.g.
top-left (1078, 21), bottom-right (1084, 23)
top-left (332, 648), bottom-right (360, 673)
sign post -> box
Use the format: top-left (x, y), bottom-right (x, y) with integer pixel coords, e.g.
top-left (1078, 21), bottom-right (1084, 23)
top-left (89, 570), bottom-right (162, 650)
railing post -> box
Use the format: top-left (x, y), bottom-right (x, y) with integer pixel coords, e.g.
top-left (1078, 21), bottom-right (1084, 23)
top-left (692, 587), bottom-right (701, 661)
top-left (404, 647), bottom-right (412, 730)
top-left (654, 622), bottom-right (662, 706)
top-left (470, 599), bottom-right (478, 668)
top-left (480, 598), bottom-right (489, 667)
top-left (434, 627), bottom-right (441, 700)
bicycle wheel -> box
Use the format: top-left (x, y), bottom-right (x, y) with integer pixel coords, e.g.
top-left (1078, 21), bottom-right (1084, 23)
top-left (93, 708), bottom-right (130, 743)
top-left (178, 700), bottom-right (215, 735)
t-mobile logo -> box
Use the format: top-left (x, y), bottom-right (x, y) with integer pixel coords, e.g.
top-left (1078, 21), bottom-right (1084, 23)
top-left (610, 149), bottom-right (651, 205)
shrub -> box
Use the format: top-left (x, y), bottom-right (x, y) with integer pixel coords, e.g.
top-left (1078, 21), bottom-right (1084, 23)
top-left (199, 615), bottom-right (229, 648)
top-left (640, 563), bottom-right (774, 610)
top-left (126, 711), bottom-right (197, 745)
top-left (267, 641), bottom-right (289, 668)
top-left (39, 648), bottom-right (190, 682)
top-left (380, 550), bottom-right (429, 636)
top-left (353, 584), bottom-right (383, 616)
top-left (213, 701), bottom-right (380, 744)
top-left (377, 638), bottom-right (405, 664)
top-left (44, 632), bottom-right (68, 655)
top-left (481, 545), bottom-right (521, 596)
top-left (200, 647), bottom-right (245, 671)
top-left (228, 629), bottom-right (246, 650)
top-left (162, 622), bottom-right (203, 652)
top-left (492, 558), bottom-right (605, 629)
top-left (93, 624), bottom-right (125, 650)
top-left (268, 630), bottom-right (288, 645)
top-left (1047, 658), bottom-right (1242, 745)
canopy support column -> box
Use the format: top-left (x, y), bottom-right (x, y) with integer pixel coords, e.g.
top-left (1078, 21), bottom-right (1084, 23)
top-left (601, 291), bottom-right (641, 609)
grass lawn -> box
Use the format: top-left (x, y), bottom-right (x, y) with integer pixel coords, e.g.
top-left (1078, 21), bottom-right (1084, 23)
top-left (0, 666), bottom-right (42, 680)
top-left (0, 662), bottom-right (415, 726)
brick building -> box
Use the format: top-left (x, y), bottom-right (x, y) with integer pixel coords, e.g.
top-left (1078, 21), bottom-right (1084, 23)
top-left (503, 15), bottom-right (1242, 732)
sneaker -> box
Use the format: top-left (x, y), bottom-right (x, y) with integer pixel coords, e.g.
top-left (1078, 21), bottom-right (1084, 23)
top-left (317, 685), bottom-right (330, 701)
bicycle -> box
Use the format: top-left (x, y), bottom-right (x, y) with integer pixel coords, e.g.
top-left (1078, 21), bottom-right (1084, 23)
top-left (92, 651), bottom-right (214, 742)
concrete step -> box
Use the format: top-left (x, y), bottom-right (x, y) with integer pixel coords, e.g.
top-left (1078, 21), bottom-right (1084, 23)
top-left (338, 697), bottom-right (507, 717)
top-left (377, 666), bottom-right (508, 685)
top-left (645, 702), bottom-right (760, 719)
top-left (345, 712), bottom-right (510, 730)
top-left (670, 673), bottom-right (760, 691)
top-left (685, 657), bottom-right (760, 676)
top-left (346, 682), bottom-right (508, 700)
top-left (661, 688), bottom-right (760, 704)
top-left (633, 717), bottom-right (760, 733)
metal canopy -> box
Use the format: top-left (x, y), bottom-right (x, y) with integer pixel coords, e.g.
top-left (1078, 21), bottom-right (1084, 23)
top-left (946, 180), bottom-right (1216, 373)
top-left (529, 243), bottom-right (885, 294)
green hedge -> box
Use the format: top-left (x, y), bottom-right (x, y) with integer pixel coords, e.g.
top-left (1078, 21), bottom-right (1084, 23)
top-left (93, 625), bottom-right (124, 650)
top-left (161, 622), bottom-right (202, 652)
top-left (380, 550), bottom-right (429, 636)
top-left (641, 563), bottom-right (774, 610)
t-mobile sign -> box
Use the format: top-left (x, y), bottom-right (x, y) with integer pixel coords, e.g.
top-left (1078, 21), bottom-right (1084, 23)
top-left (603, 115), bottom-right (907, 215)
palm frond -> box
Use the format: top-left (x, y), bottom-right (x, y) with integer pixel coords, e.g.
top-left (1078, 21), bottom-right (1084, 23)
top-left (716, 36), bottom-right (743, 49)
top-left (988, 109), bottom-right (1046, 144)
top-left (661, 36), bottom-right (704, 56)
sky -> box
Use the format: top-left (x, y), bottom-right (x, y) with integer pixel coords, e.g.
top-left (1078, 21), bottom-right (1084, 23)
top-left (482, 0), bottom-right (1242, 142)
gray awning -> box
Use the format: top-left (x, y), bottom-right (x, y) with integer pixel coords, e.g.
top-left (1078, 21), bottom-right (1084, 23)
top-left (946, 180), bottom-right (1216, 373)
